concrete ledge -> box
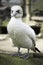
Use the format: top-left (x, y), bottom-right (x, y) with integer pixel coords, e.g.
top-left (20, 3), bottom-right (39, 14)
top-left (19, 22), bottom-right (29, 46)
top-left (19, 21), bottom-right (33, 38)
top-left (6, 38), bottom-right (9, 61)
top-left (31, 16), bottom-right (43, 21)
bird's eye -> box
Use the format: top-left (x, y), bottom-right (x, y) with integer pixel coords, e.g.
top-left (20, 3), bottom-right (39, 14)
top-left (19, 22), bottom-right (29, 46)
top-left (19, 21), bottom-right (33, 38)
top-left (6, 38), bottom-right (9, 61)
top-left (11, 10), bottom-right (13, 13)
top-left (16, 10), bottom-right (20, 13)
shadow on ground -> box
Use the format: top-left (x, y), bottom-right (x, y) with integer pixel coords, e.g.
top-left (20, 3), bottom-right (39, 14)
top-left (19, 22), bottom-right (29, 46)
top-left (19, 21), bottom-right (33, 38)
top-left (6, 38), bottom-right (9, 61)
top-left (0, 53), bottom-right (43, 65)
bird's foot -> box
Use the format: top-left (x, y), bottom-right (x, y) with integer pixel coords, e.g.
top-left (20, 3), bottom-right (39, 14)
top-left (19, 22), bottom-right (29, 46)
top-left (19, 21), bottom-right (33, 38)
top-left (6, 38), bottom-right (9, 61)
top-left (19, 53), bottom-right (29, 60)
top-left (10, 52), bottom-right (29, 59)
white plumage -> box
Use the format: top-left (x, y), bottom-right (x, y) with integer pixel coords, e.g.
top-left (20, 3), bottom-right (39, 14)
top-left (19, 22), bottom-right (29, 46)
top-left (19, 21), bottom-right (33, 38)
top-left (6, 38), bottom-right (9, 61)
top-left (7, 5), bottom-right (40, 59)
top-left (7, 17), bottom-right (36, 48)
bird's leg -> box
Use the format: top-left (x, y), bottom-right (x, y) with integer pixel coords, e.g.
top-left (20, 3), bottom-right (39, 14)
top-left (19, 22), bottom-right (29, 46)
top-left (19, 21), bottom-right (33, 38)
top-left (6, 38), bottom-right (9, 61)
top-left (10, 47), bottom-right (20, 57)
top-left (18, 47), bottom-right (21, 56)
top-left (23, 49), bottom-right (29, 59)
top-left (20, 49), bottom-right (29, 60)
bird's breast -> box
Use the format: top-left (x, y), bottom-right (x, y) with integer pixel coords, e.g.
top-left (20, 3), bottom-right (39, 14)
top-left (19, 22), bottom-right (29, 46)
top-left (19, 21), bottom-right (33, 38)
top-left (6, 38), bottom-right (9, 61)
top-left (7, 21), bottom-right (34, 49)
top-left (11, 31), bottom-right (33, 49)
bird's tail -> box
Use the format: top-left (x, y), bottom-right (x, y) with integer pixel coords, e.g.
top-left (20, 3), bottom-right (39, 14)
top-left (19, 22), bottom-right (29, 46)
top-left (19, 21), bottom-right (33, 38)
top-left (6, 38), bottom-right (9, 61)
top-left (31, 44), bottom-right (41, 53)
top-left (35, 47), bottom-right (41, 53)
top-left (32, 47), bottom-right (41, 53)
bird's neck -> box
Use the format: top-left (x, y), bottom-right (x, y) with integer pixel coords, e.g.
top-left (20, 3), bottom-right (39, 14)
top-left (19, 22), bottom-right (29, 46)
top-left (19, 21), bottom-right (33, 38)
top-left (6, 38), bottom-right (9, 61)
top-left (11, 17), bottom-right (22, 22)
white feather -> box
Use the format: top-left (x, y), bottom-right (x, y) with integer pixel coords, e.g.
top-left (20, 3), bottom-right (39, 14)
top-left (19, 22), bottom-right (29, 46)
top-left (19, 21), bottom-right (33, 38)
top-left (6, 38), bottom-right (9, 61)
top-left (7, 5), bottom-right (36, 50)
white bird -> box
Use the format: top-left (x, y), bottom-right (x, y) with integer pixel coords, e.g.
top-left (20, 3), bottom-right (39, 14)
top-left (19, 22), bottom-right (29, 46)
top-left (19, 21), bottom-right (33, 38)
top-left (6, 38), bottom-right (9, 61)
top-left (7, 5), bottom-right (40, 59)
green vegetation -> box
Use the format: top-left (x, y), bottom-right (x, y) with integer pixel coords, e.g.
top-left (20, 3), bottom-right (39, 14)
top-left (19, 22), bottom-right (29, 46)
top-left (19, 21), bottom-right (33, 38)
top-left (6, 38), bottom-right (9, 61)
top-left (2, 19), bottom-right (10, 26)
top-left (0, 53), bottom-right (43, 65)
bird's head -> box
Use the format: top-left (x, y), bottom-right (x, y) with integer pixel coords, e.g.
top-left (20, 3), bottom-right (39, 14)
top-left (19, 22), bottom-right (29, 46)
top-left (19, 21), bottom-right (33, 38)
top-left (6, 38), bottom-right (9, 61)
top-left (11, 5), bottom-right (23, 18)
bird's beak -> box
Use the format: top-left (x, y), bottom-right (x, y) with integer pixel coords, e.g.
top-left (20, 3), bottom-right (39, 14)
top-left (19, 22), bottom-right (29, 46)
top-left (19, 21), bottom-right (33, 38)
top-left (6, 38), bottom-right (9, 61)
top-left (11, 12), bottom-right (17, 17)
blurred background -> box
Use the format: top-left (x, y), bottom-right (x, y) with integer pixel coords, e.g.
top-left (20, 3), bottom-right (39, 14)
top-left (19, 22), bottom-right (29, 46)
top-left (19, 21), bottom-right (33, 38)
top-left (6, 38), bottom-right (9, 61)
top-left (0, 1), bottom-right (43, 65)
top-left (0, 0), bottom-right (43, 35)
